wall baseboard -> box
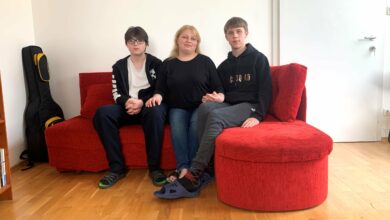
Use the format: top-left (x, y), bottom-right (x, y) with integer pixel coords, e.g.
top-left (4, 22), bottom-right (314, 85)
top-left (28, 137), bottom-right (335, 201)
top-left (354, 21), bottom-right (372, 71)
top-left (9, 145), bottom-right (25, 167)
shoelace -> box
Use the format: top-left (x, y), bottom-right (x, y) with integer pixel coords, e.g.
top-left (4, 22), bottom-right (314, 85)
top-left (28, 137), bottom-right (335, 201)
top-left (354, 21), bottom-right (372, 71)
top-left (103, 173), bottom-right (118, 184)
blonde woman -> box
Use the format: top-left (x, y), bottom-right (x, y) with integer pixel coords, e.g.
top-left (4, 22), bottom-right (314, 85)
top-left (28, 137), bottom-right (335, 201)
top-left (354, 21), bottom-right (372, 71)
top-left (146, 25), bottom-right (223, 183)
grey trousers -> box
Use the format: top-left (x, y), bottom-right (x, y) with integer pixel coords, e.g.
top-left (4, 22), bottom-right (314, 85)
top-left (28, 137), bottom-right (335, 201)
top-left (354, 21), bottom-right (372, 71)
top-left (191, 102), bottom-right (256, 171)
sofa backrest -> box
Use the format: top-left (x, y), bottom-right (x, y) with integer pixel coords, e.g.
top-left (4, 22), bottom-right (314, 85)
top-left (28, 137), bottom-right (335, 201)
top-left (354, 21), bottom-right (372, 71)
top-left (78, 63), bottom-right (307, 121)
top-left (79, 72), bottom-right (112, 106)
top-left (269, 63), bottom-right (307, 122)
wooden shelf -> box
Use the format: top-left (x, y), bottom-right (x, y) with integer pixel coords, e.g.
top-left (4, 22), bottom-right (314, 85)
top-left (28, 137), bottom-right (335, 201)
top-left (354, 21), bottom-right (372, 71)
top-left (0, 74), bottom-right (12, 201)
top-left (0, 184), bottom-right (10, 192)
top-left (0, 184), bottom-right (11, 194)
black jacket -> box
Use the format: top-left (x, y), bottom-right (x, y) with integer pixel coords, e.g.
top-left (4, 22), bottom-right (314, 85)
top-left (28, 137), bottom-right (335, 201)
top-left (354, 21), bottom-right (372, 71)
top-left (112, 53), bottom-right (162, 107)
top-left (217, 43), bottom-right (272, 120)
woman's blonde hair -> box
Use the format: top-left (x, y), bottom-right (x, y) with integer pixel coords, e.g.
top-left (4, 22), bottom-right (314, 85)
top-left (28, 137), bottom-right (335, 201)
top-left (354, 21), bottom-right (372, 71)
top-left (170, 25), bottom-right (201, 58)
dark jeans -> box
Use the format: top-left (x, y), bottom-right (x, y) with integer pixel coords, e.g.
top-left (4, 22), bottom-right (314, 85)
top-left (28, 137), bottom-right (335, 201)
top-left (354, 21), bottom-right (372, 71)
top-left (93, 103), bottom-right (167, 173)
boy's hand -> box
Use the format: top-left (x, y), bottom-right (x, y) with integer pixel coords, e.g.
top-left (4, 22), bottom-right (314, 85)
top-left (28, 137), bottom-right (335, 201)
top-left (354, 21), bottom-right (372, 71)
top-left (125, 98), bottom-right (143, 115)
top-left (241, 117), bottom-right (259, 128)
top-left (202, 91), bottom-right (224, 103)
top-left (145, 94), bottom-right (162, 107)
top-left (127, 107), bottom-right (141, 115)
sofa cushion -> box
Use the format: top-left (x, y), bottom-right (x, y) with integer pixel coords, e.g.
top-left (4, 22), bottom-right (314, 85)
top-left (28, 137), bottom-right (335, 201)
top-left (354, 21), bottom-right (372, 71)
top-left (45, 116), bottom-right (176, 171)
top-left (216, 121), bottom-right (333, 163)
top-left (80, 84), bottom-right (114, 119)
top-left (268, 63), bottom-right (307, 122)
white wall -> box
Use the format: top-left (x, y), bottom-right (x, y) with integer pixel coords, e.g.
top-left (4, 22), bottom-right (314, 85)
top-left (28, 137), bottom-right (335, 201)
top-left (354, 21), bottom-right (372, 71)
top-left (382, 9), bottom-right (390, 137)
top-left (279, 0), bottom-right (386, 142)
top-left (0, 0), bottom-right (35, 166)
top-left (31, 0), bottom-right (272, 119)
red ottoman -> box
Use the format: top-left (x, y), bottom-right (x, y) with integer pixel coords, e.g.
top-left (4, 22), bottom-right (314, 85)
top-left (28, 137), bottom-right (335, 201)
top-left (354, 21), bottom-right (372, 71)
top-left (215, 119), bottom-right (333, 211)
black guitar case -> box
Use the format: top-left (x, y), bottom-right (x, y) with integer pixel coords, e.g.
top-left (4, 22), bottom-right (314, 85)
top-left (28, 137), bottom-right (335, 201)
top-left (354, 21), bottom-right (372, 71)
top-left (21, 45), bottom-right (64, 169)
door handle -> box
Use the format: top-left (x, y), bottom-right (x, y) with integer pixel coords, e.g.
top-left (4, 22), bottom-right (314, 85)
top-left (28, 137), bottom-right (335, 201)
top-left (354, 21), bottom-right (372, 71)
top-left (364, 36), bottom-right (376, 41)
top-left (369, 46), bottom-right (376, 55)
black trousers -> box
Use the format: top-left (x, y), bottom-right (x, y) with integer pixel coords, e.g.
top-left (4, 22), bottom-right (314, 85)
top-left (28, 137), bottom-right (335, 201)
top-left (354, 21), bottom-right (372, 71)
top-left (93, 103), bottom-right (167, 173)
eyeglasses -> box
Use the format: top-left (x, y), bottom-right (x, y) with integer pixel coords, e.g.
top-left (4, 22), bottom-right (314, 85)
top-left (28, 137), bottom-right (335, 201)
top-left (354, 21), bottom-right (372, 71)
top-left (128, 39), bottom-right (145, 45)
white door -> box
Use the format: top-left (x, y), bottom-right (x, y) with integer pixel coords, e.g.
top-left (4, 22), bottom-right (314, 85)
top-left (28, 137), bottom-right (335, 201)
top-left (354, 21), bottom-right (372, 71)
top-left (279, 0), bottom-right (386, 142)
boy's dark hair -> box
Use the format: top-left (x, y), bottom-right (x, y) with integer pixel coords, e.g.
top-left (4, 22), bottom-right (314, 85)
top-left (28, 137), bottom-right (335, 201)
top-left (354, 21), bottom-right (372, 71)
top-left (124, 26), bottom-right (149, 45)
top-left (224, 17), bottom-right (248, 34)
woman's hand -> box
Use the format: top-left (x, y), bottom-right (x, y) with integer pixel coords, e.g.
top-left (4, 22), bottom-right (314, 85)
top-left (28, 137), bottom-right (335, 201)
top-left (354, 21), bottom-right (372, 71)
top-left (145, 94), bottom-right (162, 107)
top-left (202, 91), bottom-right (224, 103)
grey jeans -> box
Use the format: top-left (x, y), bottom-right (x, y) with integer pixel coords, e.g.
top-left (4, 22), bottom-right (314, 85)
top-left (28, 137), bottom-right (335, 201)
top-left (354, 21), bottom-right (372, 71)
top-left (191, 102), bottom-right (256, 171)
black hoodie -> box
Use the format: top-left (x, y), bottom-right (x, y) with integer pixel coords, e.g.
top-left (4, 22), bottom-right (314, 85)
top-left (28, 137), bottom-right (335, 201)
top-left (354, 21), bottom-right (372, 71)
top-left (217, 43), bottom-right (272, 121)
top-left (112, 53), bottom-right (162, 107)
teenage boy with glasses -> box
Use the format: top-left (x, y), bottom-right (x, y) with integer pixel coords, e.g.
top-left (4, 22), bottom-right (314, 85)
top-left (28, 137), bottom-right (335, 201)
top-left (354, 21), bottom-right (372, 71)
top-left (94, 26), bottom-right (167, 188)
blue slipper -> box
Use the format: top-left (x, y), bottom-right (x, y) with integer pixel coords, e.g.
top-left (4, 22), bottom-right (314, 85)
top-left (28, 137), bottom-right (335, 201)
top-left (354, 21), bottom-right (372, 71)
top-left (200, 172), bottom-right (213, 190)
top-left (154, 181), bottom-right (199, 199)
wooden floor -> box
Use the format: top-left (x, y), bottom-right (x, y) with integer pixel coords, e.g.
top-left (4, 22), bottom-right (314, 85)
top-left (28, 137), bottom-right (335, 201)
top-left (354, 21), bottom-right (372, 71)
top-left (1, 141), bottom-right (390, 220)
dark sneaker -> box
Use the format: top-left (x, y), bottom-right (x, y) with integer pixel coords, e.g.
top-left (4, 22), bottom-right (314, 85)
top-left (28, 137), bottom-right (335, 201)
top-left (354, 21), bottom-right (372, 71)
top-left (98, 172), bottom-right (125, 189)
top-left (177, 170), bottom-right (202, 192)
top-left (149, 170), bottom-right (167, 186)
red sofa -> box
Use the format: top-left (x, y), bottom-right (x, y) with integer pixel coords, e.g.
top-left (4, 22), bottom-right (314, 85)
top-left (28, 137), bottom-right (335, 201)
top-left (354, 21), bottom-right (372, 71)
top-left (45, 72), bottom-right (176, 171)
top-left (45, 63), bottom-right (332, 211)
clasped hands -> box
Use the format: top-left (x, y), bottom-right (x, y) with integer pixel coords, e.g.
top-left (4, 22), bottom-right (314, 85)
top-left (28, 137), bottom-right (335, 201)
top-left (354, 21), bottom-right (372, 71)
top-left (125, 98), bottom-right (143, 115)
top-left (201, 91), bottom-right (224, 103)
top-left (145, 91), bottom-right (224, 108)
top-left (144, 91), bottom-right (258, 127)
top-left (202, 92), bottom-right (258, 128)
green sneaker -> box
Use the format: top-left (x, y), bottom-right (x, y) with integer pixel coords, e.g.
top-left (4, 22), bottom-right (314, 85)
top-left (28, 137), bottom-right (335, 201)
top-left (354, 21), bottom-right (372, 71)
top-left (149, 170), bottom-right (167, 186)
top-left (98, 172), bottom-right (125, 189)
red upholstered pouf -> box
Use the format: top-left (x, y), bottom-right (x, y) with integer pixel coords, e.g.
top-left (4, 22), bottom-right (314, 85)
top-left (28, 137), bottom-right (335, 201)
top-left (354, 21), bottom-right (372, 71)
top-left (214, 120), bottom-right (333, 211)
